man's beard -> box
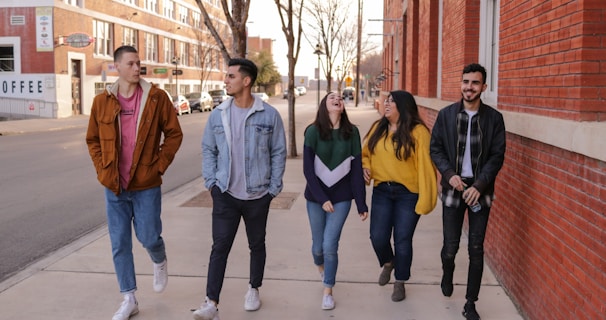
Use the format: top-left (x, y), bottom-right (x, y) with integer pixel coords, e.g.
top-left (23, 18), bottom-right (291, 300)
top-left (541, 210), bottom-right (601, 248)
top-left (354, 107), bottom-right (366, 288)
top-left (462, 90), bottom-right (481, 102)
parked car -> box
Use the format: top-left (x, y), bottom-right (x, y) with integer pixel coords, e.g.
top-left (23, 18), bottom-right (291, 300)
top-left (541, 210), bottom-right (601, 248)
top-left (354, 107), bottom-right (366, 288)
top-left (282, 89), bottom-right (300, 99)
top-left (209, 89), bottom-right (229, 107)
top-left (342, 87), bottom-right (355, 100)
top-left (172, 95), bottom-right (191, 115)
top-left (295, 86), bottom-right (307, 95)
top-left (186, 92), bottom-right (213, 112)
top-left (254, 92), bottom-right (269, 103)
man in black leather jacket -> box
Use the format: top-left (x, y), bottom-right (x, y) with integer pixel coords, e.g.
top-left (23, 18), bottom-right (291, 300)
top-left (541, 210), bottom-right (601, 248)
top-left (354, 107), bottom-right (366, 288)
top-left (430, 63), bottom-right (506, 320)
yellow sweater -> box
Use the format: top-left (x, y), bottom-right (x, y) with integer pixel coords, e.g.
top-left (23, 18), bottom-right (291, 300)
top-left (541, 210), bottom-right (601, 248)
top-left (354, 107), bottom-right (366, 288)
top-left (362, 124), bottom-right (437, 214)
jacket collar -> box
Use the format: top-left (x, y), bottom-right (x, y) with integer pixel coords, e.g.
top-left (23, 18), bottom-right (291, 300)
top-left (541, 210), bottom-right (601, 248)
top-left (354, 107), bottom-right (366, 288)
top-left (217, 94), bottom-right (264, 112)
top-left (106, 78), bottom-right (152, 97)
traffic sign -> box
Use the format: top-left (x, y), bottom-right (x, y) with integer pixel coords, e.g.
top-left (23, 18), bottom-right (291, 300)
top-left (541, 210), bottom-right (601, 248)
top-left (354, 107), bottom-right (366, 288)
top-left (172, 69), bottom-right (183, 75)
top-left (153, 68), bottom-right (167, 74)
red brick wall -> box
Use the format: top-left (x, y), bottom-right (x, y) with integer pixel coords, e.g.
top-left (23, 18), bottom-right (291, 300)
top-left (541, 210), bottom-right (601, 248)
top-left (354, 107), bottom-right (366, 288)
top-left (417, 0), bottom-right (439, 97)
top-left (487, 134), bottom-right (606, 320)
top-left (499, 0), bottom-right (606, 121)
top-left (441, 0), bottom-right (481, 101)
top-left (0, 7), bottom-right (54, 73)
top-left (387, 0), bottom-right (606, 319)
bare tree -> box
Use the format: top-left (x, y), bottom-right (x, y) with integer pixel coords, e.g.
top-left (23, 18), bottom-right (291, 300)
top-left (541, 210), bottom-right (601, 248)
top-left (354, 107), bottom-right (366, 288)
top-left (274, 0), bottom-right (305, 157)
top-left (304, 0), bottom-right (349, 93)
top-left (335, 21), bottom-right (378, 94)
top-left (193, 28), bottom-right (219, 91)
top-left (194, 0), bottom-right (251, 60)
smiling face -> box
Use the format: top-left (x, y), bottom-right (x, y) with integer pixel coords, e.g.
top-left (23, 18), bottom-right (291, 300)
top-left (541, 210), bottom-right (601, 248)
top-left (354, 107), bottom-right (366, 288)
top-left (461, 71), bottom-right (487, 104)
top-left (115, 52), bottom-right (141, 85)
top-left (326, 92), bottom-right (344, 114)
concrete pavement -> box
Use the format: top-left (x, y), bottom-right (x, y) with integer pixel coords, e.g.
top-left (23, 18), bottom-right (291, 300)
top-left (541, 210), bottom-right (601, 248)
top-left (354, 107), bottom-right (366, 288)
top-left (0, 101), bottom-right (523, 319)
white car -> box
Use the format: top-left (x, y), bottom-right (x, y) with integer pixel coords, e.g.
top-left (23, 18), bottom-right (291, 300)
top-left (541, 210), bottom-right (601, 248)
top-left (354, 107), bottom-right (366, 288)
top-left (254, 92), bottom-right (269, 103)
top-left (172, 94), bottom-right (191, 115)
top-left (296, 86), bottom-right (307, 95)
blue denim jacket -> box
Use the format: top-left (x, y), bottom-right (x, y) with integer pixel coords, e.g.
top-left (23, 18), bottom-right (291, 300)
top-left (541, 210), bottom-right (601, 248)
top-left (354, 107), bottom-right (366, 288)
top-left (201, 95), bottom-right (286, 197)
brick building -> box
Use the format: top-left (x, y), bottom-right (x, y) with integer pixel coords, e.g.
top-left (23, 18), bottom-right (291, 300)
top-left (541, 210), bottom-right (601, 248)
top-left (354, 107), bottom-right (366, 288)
top-left (0, 0), bottom-right (229, 119)
top-left (379, 0), bottom-right (605, 319)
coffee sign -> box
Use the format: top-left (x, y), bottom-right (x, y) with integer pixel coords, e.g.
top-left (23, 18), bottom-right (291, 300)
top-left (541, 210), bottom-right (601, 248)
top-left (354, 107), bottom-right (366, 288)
top-left (65, 33), bottom-right (93, 48)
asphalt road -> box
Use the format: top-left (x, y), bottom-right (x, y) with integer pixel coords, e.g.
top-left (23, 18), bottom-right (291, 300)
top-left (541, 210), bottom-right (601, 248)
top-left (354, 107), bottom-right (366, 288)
top-left (0, 111), bottom-right (210, 283)
top-left (0, 91), bottom-right (329, 284)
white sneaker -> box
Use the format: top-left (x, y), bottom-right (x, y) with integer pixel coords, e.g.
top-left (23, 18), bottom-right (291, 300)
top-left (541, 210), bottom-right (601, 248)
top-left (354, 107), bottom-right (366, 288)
top-left (244, 284), bottom-right (261, 311)
top-left (192, 298), bottom-right (220, 320)
top-left (322, 294), bottom-right (335, 310)
top-left (112, 294), bottom-right (139, 320)
top-left (153, 259), bottom-right (168, 293)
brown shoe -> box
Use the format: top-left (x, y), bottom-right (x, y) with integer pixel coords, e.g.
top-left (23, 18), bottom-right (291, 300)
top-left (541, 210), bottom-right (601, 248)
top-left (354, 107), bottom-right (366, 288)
top-left (391, 282), bottom-right (406, 301)
top-left (378, 263), bottom-right (394, 286)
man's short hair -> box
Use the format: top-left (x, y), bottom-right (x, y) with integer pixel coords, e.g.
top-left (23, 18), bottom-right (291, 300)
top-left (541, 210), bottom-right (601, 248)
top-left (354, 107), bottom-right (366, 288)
top-left (114, 46), bottom-right (138, 62)
top-left (228, 58), bottom-right (258, 85)
top-left (463, 63), bottom-right (487, 84)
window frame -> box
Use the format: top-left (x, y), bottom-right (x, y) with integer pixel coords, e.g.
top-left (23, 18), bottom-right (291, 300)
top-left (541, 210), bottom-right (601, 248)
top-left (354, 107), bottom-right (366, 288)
top-left (479, 0), bottom-right (500, 106)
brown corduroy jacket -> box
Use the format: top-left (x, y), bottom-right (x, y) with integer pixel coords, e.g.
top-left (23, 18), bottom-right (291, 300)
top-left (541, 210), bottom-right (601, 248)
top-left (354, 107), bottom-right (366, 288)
top-left (85, 79), bottom-right (183, 195)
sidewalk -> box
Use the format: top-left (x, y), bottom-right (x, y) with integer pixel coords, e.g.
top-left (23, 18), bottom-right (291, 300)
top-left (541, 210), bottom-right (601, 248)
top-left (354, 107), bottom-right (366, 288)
top-left (0, 106), bottom-right (522, 319)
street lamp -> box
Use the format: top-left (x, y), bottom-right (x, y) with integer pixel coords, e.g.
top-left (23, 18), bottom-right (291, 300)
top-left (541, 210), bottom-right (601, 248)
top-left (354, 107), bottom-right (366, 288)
top-left (313, 43), bottom-right (324, 106)
top-left (171, 56), bottom-right (180, 96)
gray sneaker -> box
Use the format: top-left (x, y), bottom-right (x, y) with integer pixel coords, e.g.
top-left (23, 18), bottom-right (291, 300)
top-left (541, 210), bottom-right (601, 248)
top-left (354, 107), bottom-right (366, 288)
top-left (244, 285), bottom-right (261, 311)
top-left (192, 298), bottom-right (220, 320)
top-left (378, 263), bottom-right (394, 286)
top-left (391, 282), bottom-right (406, 302)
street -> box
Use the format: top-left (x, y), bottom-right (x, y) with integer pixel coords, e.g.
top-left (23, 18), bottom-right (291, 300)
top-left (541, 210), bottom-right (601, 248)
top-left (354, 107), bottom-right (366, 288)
top-left (0, 90), bottom-right (337, 283)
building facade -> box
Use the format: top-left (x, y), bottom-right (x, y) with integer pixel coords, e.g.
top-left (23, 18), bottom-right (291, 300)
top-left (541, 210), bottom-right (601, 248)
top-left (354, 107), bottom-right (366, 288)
top-left (0, 0), bottom-right (229, 119)
top-left (380, 0), bottom-right (605, 319)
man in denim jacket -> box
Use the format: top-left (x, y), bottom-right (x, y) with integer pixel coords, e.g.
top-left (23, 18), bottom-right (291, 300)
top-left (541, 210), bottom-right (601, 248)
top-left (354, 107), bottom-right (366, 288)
top-left (194, 58), bottom-right (286, 320)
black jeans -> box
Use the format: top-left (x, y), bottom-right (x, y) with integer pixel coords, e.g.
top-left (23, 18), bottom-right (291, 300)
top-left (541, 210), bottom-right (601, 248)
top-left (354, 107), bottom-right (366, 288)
top-left (206, 187), bottom-right (273, 303)
top-left (441, 202), bottom-right (490, 302)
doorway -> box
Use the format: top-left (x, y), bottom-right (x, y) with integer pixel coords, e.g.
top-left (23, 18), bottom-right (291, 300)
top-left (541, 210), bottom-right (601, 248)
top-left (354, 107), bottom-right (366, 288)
top-left (71, 59), bottom-right (82, 115)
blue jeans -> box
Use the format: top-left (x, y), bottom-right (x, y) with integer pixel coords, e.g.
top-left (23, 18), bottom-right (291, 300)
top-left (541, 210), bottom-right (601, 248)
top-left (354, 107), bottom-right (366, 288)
top-left (206, 187), bottom-right (273, 303)
top-left (370, 182), bottom-right (420, 281)
top-left (441, 202), bottom-right (491, 302)
top-left (306, 200), bottom-right (352, 288)
top-left (104, 186), bottom-right (165, 293)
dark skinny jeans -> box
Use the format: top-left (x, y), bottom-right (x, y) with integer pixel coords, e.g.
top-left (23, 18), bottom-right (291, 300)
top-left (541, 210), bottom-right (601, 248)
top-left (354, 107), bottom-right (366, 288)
top-left (441, 202), bottom-right (490, 302)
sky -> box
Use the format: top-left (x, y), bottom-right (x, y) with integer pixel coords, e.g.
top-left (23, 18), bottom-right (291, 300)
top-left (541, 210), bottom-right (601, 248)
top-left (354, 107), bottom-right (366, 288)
top-left (246, 0), bottom-right (384, 79)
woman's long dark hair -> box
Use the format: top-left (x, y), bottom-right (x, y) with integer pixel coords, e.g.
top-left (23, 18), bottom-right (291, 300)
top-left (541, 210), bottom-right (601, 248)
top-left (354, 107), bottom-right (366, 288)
top-left (309, 92), bottom-right (353, 140)
top-left (366, 90), bottom-right (426, 160)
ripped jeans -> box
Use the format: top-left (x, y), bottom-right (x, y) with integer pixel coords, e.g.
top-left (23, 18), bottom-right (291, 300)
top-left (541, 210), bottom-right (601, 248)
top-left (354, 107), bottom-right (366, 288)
top-left (440, 203), bottom-right (490, 302)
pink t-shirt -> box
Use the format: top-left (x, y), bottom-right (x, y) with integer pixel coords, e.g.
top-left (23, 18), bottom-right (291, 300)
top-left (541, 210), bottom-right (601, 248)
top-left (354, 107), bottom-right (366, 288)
top-left (118, 85), bottom-right (143, 189)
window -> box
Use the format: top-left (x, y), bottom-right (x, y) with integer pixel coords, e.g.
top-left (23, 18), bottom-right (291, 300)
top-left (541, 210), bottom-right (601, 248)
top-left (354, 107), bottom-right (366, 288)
top-left (120, 0), bottom-right (138, 5)
top-left (178, 6), bottom-right (188, 24)
top-left (123, 27), bottom-right (138, 49)
top-left (144, 33), bottom-right (158, 62)
top-left (179, 42), bottom-right (189, 67)
top-left (64, 0), bottom-right (82, 6)
top-left (93, 20), bottom-right (113, 56)
top-left (192, 11), bottom-right (201, 29)
top-left (193, 45), bottom-right (200, 68)
top-left (479, 0), bottom-right (499, 106)
top-left (163, 0), bottom-right (174, 19)
top-left (164, 38), bottom-right (175, 64)
top-left (94, 82), bottom-right (111, 95)
top-left (0, 46), bottom-right (15, 72)
top-left (144, 0), bottom-right (157, 13)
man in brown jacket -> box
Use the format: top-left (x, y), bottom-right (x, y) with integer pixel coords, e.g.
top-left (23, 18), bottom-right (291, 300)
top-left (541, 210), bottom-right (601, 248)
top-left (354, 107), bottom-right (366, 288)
top-left (85, 45), bottom-right (183, 320)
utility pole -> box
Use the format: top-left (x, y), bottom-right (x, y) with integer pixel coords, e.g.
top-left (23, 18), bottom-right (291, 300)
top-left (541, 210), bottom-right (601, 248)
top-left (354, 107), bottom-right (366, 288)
top-left (355, 0), bottom-right (362, 107)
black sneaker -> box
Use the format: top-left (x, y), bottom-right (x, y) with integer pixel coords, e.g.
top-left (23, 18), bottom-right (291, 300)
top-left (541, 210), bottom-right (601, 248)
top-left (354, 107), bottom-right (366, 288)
top-left (462, 301), bottom-right (481, 320)
top-left (441, 271), bottom-right (453, 297)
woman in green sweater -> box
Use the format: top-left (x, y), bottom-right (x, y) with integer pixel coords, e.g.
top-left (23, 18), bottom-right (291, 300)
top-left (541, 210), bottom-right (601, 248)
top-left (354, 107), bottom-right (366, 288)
top-left (303, 92), bottom-right (369, 310)
top-left (362, 90), bottom-right (437, 302)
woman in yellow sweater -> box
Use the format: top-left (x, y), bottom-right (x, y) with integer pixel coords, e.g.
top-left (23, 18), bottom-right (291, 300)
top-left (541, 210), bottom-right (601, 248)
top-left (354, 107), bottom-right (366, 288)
top-left (362, 90), bottom-right (437, 302)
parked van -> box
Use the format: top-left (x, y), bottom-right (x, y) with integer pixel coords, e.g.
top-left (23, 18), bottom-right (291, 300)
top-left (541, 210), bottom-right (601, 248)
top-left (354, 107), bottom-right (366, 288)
top-left (209, 89), bottom-right (229, 107)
